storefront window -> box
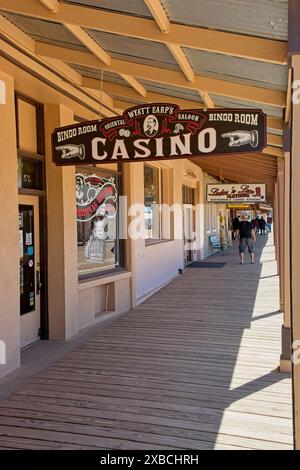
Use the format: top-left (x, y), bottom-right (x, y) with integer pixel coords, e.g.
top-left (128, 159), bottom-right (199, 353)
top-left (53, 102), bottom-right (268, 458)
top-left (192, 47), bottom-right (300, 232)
top-left (182, 185), bottom-right (195, 205)
top-left (76, 168), bottom-right (120, 278)
top-left (144, 164), bottom-right (160, 240)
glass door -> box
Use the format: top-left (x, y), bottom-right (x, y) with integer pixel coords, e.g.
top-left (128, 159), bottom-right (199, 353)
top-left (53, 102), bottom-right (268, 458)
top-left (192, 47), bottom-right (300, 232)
top-left (19, 195), bottom-right (41, 348)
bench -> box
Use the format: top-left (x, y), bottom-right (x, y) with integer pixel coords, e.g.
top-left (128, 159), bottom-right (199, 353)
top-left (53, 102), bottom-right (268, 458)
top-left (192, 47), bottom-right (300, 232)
top-left (209, 235), bottom-right (229, 256)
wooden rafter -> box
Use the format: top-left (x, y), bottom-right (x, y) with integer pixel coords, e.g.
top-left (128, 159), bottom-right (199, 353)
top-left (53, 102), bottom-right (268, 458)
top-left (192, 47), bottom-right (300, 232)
top-left (0, 0), bottom-right (287, 64)
top-left (199, 91), bottom-right (215, 108)
top-left (118, 74), bottom-right (147, 97)
top-left (144, 0), bottom-right (214, 106)
top-left (144, 0), bottom-right (170, 34)
top-left (167, 43), bottom-right (195, 83)
top-left (64, 24), bottom-right (111, 65)
top-left (35, 42), bottom-right (286, 107)
top-left (63, 24), bottom-right (147, 97)
top-left (0, 14), bottom-right (117, 116)
top-left (39, 0), bottom-right (58, 14)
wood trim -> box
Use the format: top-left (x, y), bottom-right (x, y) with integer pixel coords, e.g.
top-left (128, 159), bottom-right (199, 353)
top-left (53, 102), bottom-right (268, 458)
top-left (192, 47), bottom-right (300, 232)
top-left (15, 92), bottom-right (45, 156)
top-left (263, 147), bottom-right (284, 158)
top-left (0, 0), bottom-right (287, 64)
top-left (267, 134), bottom-right (283, 148)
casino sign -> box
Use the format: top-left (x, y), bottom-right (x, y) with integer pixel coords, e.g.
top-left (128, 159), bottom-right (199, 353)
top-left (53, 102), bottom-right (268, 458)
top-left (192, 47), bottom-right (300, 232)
top-left (52, 103), bottom-right (267, 166)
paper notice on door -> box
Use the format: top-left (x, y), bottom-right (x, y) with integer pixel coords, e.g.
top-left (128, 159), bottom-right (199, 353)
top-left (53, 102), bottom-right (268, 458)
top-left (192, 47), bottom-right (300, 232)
top-left (25, 232), bottom-right (32, 246)
top-left (19, 230), bottom-right (23, 257)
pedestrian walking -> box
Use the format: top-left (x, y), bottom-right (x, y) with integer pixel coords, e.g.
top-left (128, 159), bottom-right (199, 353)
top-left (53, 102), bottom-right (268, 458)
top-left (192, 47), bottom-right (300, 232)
top-left (258, 216), bottom-right (267, 235)
top-left (232, 215), bottom-right (240, 240)
top-left (237, 214), bottom-right (256, 264)
top-left (252, 218), bottom-right (259, 234)
top-left (267, 213), bottom-right (273, 233)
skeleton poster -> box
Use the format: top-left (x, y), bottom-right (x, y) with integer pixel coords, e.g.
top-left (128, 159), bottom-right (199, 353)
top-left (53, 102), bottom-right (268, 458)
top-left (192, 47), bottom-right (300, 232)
top-left (52, 104), bottom-right (267, 165)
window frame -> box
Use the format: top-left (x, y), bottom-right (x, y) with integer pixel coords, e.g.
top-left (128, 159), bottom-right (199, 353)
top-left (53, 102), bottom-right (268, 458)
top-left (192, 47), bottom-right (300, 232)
top-left (144, 162), bottom-right (171, 245)
top-left (76, 165), bottom-right (124, 281)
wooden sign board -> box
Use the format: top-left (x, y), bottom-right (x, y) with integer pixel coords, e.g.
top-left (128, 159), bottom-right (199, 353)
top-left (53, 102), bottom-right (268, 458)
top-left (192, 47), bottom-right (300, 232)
top-left (207, 183), bottom-right (266, 203)
top-left (52, 103), bottom-right (267, 166)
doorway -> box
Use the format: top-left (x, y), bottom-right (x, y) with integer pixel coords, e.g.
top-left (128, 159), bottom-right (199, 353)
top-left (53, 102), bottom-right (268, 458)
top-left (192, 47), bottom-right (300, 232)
top-left (19, 195), bottom-right (41, 348)
top-left (183, 204), bottom-right (195, 265)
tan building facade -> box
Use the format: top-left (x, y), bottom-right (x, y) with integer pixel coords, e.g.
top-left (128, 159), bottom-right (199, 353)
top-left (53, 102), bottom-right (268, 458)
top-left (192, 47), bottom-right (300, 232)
top-left (0, 53), bottom-right (228, 378)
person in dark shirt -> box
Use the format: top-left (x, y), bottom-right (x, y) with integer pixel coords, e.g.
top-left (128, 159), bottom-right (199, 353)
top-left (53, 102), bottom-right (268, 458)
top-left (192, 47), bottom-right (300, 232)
top-left (238, 214), bottom-right (256, 264)
top-left (232, 216), bottom-right (240, 240)
top-left (258, 216), bottom-right (267, 235)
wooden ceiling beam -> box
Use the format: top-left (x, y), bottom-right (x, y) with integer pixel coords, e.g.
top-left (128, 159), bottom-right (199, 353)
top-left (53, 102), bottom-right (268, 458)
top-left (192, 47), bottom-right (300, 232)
top-left (0, 13), bottom-right (118, 115)
top-left (35, 42), bottom-right (286, 107)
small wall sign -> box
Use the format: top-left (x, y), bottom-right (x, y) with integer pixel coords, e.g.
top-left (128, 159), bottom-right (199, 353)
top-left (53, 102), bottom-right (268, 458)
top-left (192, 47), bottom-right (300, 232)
top-left (206, 183), bottom-right (266, 203)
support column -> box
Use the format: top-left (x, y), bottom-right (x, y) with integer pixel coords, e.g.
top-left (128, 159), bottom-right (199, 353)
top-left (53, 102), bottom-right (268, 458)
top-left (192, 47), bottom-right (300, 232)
top-left (278, 159), bottom-right (285, 311)
top-left (44, 104), bottom-right (79, 340)
top-left (122, 163), bottom-right (136, 308)
top-left (277, 155), bottom-right (291, 372)
top-left (289, 0), bottom-right (300, 448)
top-left (0, 72), bottom-right (20, 377)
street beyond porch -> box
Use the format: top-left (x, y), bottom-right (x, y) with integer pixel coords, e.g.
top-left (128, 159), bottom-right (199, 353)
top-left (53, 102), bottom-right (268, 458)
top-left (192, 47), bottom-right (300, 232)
top-left (0, 236), bottom-right (293, 450)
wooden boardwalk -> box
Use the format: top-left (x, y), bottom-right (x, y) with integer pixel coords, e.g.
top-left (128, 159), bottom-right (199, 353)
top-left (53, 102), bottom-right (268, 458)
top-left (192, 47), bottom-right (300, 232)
top-left (0, 236), bottom-right (293, 450)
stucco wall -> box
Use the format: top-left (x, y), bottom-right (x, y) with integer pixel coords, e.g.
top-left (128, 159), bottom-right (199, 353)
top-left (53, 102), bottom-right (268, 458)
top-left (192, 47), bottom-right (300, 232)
top-left (0, 72), bottom-right (20, 377)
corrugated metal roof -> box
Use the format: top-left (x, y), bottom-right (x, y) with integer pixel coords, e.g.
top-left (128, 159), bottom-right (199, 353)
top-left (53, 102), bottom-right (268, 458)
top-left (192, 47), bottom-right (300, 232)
top-left (161, 0), bottom-right (288, 40)
top-left (1, 12), bottom-right (87, 51)
top-left (85, 29), bottom-right (179, 71)
top-left (184, 49), bottom-right (288, 91)
top-left (210, 94), bottom-right (284, 119)
top-left (141, 79), bottom-right (203, 104)
top-left (61, 0), bottom-right (152, 18)
top-left (68, 64), bottom-right (129, 86)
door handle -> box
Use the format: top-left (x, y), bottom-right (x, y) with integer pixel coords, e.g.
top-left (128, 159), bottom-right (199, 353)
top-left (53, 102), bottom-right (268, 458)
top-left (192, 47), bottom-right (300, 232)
top-left (36, 270), bottom-right (42, 295)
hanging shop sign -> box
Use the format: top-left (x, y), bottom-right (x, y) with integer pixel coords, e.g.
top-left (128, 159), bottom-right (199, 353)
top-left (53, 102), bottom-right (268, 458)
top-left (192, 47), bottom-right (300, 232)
top-left (52, 103), bottom-right (266, 165)
top-left (206, 183), bottom-right (266, 203)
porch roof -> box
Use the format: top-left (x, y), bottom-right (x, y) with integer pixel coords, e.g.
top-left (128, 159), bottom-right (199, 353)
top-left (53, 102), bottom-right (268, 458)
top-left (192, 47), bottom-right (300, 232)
top-left (0, 0), bottom-right (288, 201)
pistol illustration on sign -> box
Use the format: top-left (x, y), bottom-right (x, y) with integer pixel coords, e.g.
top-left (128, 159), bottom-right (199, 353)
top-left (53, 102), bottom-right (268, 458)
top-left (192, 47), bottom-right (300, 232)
top-left (55, 144), bottom-right (85, 160)
top-left (221, 130), bottom-right (259, 148)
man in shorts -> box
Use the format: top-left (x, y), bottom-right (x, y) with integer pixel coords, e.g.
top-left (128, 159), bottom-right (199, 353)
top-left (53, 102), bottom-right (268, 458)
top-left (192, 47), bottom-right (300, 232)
top-left (238, 214), bottom-right (256, 264)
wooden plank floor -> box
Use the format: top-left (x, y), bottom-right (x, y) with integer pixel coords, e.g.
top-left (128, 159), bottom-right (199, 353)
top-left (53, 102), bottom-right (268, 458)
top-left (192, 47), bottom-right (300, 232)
top-left (0, 235), bottom-right (293, 450)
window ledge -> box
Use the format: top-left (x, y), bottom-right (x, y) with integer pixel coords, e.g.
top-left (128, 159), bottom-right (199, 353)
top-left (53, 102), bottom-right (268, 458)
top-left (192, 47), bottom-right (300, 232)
top-left (78, 268), bottom-right (131, 290)
top-left (145, 239), bottom-right (174, 247)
